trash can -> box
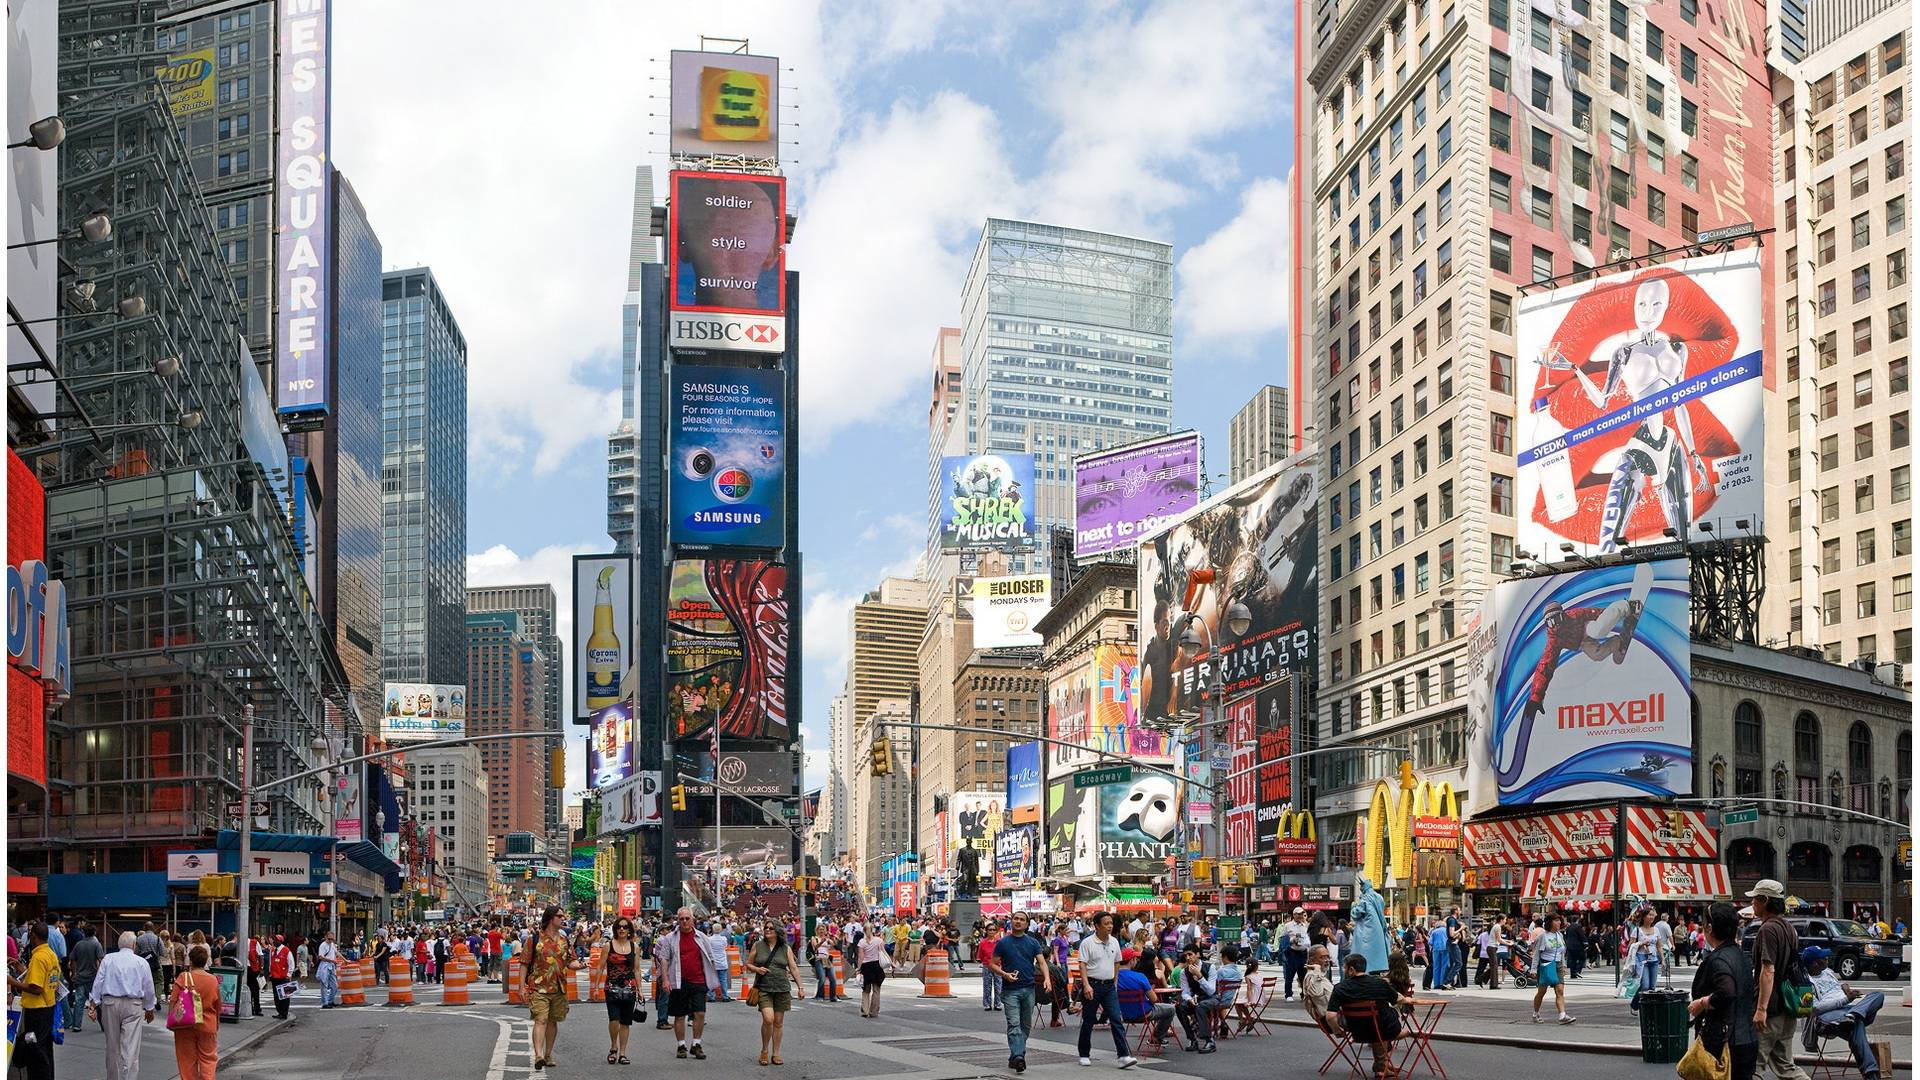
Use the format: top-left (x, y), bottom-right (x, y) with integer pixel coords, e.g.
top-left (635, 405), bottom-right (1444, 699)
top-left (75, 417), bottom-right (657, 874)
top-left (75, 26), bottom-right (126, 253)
top-left (1637, 988), bottom-right (1690, 1063)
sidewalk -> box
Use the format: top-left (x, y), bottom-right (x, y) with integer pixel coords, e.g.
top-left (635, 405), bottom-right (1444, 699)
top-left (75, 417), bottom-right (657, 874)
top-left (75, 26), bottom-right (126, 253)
top-left (1255, 967), bottom-right (1912, 1065)
top-left (50, 1005), bottom-right (288, 1080)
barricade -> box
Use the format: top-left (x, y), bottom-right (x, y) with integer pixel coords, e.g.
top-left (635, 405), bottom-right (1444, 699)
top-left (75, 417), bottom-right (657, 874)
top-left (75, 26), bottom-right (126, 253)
top-left (918, 948), bottom-right (954, 998)
top-left (1068, 958), bottom-right (1083, 987)
top-left (339, 959), bottom-right (365, 1006)
top-left (440, 953), bottom-right (470, 1006)
top-left (589, 946), bottom-right (606, 1002)
top-left (386, 954), bottom-right (414, 1007)
top-left (831, 948), bottom-right (845, 992)
top-left (505, 955), bottom-right (525, 1005)
top-left (574, 962), bottom-right (592, 1002)
top-left (728, 943), bottom-right (743, 986)
top-left (464, 952), bottom-right (479, 988)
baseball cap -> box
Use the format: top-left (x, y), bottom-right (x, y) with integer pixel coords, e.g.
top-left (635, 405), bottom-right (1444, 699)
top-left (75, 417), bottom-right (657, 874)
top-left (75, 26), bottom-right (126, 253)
top-left (1744, 879), bottom-right (1786, 900)
top-left (1292, 907), bottom-right (1305, 916)
top-left (1800, 945), bottom-right (1831, 965)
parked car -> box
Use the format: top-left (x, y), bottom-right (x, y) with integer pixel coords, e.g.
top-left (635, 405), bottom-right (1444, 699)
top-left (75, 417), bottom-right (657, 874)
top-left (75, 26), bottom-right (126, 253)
top-left (1741, 916), bottom-right (1907, 979)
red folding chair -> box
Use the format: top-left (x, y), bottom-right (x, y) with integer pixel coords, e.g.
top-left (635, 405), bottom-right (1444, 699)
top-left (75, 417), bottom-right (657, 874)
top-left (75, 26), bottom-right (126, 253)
top-left (1119, 985), bottom-right (1182, 1056)
top-left (1235, 974), bottom-right (1280, 1036)
top-left (1319, 1014), bottom-right (1366, 1077)
top-left (1206, 977), bottom-right (1243, 1039)
top-left (1335, 1001), bottom-right (1397, 1080)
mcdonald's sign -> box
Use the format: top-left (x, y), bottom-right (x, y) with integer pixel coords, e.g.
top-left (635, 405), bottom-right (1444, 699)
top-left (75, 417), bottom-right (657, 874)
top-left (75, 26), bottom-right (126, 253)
top-left (1273, 809), bottom-right (1316, 867)
top-left (1362, 774), bottom-right (1462, 886)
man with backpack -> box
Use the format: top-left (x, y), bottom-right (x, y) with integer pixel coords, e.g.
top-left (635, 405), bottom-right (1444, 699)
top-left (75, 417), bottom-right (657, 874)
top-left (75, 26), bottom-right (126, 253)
top-left (1746, 879), bottom-right (1811, 1080)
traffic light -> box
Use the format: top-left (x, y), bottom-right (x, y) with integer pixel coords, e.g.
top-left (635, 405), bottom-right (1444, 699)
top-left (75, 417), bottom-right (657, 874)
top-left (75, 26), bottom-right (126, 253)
top-left (1235, 864), bottom-right (1256, 885)
top-left (670, 784), bottom-right (688, 812)
top-left (1191, 858), bottom-right (1214, 882)
top-left (870, 736), bottom-right (891, 776)
top-left (549, 746), bottom-right (567, 788)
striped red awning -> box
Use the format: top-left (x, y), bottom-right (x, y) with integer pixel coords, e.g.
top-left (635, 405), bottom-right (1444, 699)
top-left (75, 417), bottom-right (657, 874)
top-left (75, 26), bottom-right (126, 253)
top-left (1618, 860), bottom-right (1732, 900)
top-left (1521, 863), bottom-right (1617, 902)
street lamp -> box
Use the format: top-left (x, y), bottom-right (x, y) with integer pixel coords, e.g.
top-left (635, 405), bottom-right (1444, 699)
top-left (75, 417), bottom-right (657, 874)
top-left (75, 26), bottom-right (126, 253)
top-left (9, 115), bottom-right (65, 150)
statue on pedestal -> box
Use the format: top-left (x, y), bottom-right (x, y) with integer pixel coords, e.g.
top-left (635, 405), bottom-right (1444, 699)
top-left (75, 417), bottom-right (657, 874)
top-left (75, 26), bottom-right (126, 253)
top-left (1349, 876), bottom-right (1390, 974)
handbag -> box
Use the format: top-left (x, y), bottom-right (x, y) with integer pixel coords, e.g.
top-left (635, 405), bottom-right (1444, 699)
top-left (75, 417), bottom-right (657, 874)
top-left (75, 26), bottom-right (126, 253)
top-left (746, 986), bottom-right (761, 1007)
top-left (1618, 970), bottom-right (1641, 1000)
top-left (1676, 1035), bottom-right (1730, 1080)
top-left (166, 975), bottom-right (204, 1031)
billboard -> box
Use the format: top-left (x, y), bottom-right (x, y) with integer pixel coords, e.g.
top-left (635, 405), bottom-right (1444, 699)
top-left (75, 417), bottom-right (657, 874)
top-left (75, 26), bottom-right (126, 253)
top-left (952, 791), bottom-right (1004, 859)
top-left (7, 449), bottom-right (62, 789)
top-left (667, 171), bottom-right (787, 353)
top-left (588, 702), bottom-right (635, 788)
top-left (939, 454), bottom-right (1037, 552)
top-left (666, 559), bottom-right (790, 742)
top-left (572, 555), bottom-right (631, 719)
top-left (1250, 679), bottom-right (1298, 855)
top-left (1467, 559), bottom-right (1693, 805)
top-left (1044, 777), bottom-right (1100, 877)
top-left (617, 879), bottom-right (643, 918)
top-left (668, 50), bottom-right (780, 160)
top-left (674, 827), bottom-right (793, 875)
top-left (275, 0), bottom-right (331, 415)
top-left (1223, 695), bottom-right (1257, 858)
top-left (8, 0), bottom-right (58, 434)
top-left (1138, 452), bottom-right (1317, 726)
top-left (673, 748), bottom-right (794, 798)
top-left (1046, 644), bottom-right (1169, 775)
top-left (331, 765), bottom-right (364, 842)
top-left (379, 683), bottom-right (466, 741)
top-left (994, 824), bottom-right (1039, 890)
top-left (1073, 432), bottom-right (1203, 557)
top-left (1006, 742), bottom-right (1042, 825)
top-left (600, 771), bottom-right (663, 833)
top-left (972, 575), bottom-right (1049, 648)
top-left (670, 365), bottom-right (786, 548)
top-left (157, 49), bottom-right (215, 118)
top-left (1516, 250), bottom-right (1764, 554)
top-left (1099, 772), bottom-right (1180, 877)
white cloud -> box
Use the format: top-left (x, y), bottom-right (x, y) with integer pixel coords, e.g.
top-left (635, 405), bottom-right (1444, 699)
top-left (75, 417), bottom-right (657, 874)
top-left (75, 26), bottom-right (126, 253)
top-left (801, 588), bottom-right (856, 687)
top-left (1175, 175), bottom-right (1292, 350)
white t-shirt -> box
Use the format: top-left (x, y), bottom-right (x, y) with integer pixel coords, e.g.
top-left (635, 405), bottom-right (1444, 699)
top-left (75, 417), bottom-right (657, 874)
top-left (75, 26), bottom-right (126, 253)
top-left (1078, 934), bottom-right (1123, 980)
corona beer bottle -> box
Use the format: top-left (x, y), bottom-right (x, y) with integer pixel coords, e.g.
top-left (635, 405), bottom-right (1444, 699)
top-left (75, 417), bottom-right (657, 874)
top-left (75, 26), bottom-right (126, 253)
top-left (585, 566), bottom-right (622, 710)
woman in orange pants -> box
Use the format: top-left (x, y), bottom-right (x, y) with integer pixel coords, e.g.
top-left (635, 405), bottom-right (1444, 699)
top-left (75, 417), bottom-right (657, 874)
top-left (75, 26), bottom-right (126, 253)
top-left (170, 943), bottom-right (223, 1080)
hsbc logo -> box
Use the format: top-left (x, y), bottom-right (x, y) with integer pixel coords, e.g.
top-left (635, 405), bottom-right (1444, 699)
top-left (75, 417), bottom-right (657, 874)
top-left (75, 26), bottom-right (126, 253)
top-left (746, 325), bottom-right (779, 344)
top-left (670, 312), bottom-right (784, 355)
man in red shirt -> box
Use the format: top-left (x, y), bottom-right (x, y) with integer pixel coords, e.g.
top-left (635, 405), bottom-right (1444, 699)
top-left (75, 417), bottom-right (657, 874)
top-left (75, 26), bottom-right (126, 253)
top-left (1520, 599), bottom-right (1642, 722)
top-left (654, 907), bottom-right (719, 1059)
top-left (484, 927), bottom-right (504, 983)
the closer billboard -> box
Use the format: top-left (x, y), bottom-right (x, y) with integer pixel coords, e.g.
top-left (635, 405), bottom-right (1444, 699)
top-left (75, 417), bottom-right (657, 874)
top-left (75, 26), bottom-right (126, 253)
top-left (939, 453), bottom-right (1037, 552)
top-left (665, 559), bottom-right (790, 742)
top-left (1138, 452), bottom-right (1318, 726)
top-left (1466, 558), bottom-right (1693, 805)
top-left (379, 683), bottom-right (466, 741)
top-left (1073, 432), bottom-right (1202, 557)
top-left (572, 554), bottom-right (631, 720)
top-left (668, 50), bottom-right (779, 160)
top-left (971, 574), bottom-right (1049, 648)
top-left (1516, 249), bottom-right (1763, 555)
top-left (670, 365), bottom-right (786, 548)
top-left (275, 0), bottom-right (331, 416)
top-left (667, 171), bottom-right (787, 354)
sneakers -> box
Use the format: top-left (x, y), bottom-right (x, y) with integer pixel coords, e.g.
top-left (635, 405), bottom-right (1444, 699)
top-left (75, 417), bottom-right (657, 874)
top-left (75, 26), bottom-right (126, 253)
top-left (1199, 1042), bottom-right (1218, 1054)
top-left (1011, 1056), bottom-right (1027, 1073)
top-left (691, 1045), bottom-right (707, 1060)
top-left (1118, 1057), bottom-right (1140, 1070)
top-left (1558, 1015), bottom-right (1578, 1025)
top-left (1079, 1058), bottom-right (1093, 1067)
top-left (677, 1047), bottom-right (689, 1060)
top-left (1532, 1014), bottom-right (1542, 1024)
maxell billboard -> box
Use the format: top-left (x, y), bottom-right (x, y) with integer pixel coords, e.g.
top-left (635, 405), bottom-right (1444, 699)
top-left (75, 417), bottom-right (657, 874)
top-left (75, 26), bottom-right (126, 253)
top-left (1466, 559), bottom-right (1693, 805)
top-left (667, 171), bottom-right (787, 354)
top-left (1516, 250), bottom-right (1763, 554)
top-left (276, 0), bottom-right (331, 416)
top-left (1073, 432), bottom-right (1202, 557)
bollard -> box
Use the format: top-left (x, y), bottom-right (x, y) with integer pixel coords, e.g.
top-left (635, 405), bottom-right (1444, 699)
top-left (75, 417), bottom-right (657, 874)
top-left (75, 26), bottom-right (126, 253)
top-left (505, 955), bottom-right (525, 1006)
top-left (918, 948), bottom-right (955, 998)
top-left (831, 948), bottom-right (845, 994)
top-left (728, 943), bottom-right (743, 988)
top-left (440, 953), bottom-right (470, 1006)
top-left (339, 959), bottom-right (365, 1007)
top-left (386, 954), bottom-right (414, 1007)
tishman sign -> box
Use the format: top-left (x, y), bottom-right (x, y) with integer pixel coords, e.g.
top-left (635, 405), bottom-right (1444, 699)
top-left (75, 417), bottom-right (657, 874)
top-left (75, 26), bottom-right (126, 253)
top-left (276, 0), bottom-right (331, 416)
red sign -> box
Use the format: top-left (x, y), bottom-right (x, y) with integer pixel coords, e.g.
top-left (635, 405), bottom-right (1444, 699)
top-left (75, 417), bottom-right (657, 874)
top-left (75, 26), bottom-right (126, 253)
top-left (1618, 860), bottom-right (1733, 900)
top-left (7, 449), bottom-right (53, 789)
top-left (1412, 816), bottom-right (1461, 850)
top-left (892, 880), bottom-right (918, 914)
top-left (1462, 806), bottom-right (1617, 868)
top-left (617, 879), bottom-right (642, 917)
top-left (1273, 838), bottom-right (1317, 867)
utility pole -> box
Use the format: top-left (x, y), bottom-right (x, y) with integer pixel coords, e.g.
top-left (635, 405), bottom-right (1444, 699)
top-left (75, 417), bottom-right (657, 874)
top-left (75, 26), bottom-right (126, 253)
top-left (236, 703), bottom-right (254, 960)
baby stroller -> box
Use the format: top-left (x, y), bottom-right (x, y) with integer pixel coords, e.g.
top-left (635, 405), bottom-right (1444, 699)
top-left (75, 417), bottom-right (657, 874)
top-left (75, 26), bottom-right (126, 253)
top-left (1506, 939), bottom-right (1536, 988)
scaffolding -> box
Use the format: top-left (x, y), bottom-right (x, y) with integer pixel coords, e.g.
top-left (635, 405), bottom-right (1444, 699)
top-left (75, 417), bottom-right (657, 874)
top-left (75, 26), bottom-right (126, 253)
top-left (6, 2), bottom-right (351, 874)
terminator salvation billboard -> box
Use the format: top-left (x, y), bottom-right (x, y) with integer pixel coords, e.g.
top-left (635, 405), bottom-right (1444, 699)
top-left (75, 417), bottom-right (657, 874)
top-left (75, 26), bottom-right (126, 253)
top-left (667, 171), bottom-right (787, 353)
top-left (1466, 559), bottom-right (1693, 806)
top-left (1138, 453), bottom-right (1318, 727)
top-left (1516, 250), bottom-right (1763, 555)
top-left (666, 559), bottom-right (790, 742)
top-left (1073, 432), bottom-right (1203, 557)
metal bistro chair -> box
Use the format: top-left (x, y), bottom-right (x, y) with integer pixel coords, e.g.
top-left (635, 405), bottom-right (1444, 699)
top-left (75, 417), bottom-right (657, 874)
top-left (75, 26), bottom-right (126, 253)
top-left (1205, 977), bottom-right (1243, 1039)
top-left (1318, 1011), bottom-right (1367, 1077)
top-left (1235, 973), bottom-right (1280, 1036)
top-left (1802, 1014), bottom-right (1867, 1080)
top-left (1335, 1000), bottom-right (1401, 1080)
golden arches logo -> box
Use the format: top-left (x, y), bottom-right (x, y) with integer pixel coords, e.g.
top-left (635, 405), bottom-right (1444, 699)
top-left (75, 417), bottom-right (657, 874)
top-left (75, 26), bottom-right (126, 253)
top-left (1278, 810), bottom-right (1316, 841)
top-left (1364, 774), bottom-right (1462, 885)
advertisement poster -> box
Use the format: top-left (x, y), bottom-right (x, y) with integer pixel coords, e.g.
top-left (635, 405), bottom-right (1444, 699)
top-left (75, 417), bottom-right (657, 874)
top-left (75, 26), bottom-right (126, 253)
top-left (670, 365), bottom-right (786, 548)
top-left (157, 49), bottom-right (215, 118)
top-left (1251, 678), bottom-right (1296, 854)
top-left (599, 771), bottom-right (663, 833)
top-left (952, 791), bottom-right (1004, 861)
top-left (1223, 695), bottom-right (1257, 858)
top-left (674, 748), bottom-right (794, 798)
top-left (668, 51), bottom-right (780, 160)
top-left (972, 575), bottom-right (1049, 648)
top-left (572, 554), bottom-right (630, 720)
top-left (1043, 777), bottom-right (1100, 877)
top-left (939, 453), bottom-right (1037, 552)
top-left (674, 827), bottom-right (793, 875)
top-left (1099, 773), bottom-right (1180, 877)
top-left (275, 0), bottom-right (330, 416)
top-left (995, 824), bottom-right (1039, 890)
top-left (1006, 742), bottom-right (1041, 825)
top-left (332, 765), bottom-right (363, 842)
top-left (1138, 452), bottom-right (1318, 726)
top-left (667, 171), bottom-right (787, 353)
top-left (1516, 250), bottom-right (1764, 554)
top-left (1471, 559), bottom-right (1693, 805)
top-left (1073, 432), bottom-right (1203, 557)
top-left (379, 683), bottom-right (466, 741)
top-left (588, 702), bottom-right (634, 788)
top-left (1046, 671), bottom-right (1094, 775)
top-left (617, 879), bottom-right (643, 918)
top-left (1046, 645), bottom-right (1168, 774)
top-left (666, 559), bottom-right (789, 741)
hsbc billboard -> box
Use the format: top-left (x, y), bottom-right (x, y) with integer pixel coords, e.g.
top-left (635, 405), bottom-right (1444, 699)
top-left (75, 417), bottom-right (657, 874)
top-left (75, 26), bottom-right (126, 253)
top-left (668, 171), bottom-right (787, 356)
top-left (669, 313), bottom-right (784, 353)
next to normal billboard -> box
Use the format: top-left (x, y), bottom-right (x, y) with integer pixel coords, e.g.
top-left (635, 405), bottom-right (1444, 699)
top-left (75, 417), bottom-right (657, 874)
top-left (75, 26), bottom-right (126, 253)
top-left (1073, 432), bottom-right (1201, 557)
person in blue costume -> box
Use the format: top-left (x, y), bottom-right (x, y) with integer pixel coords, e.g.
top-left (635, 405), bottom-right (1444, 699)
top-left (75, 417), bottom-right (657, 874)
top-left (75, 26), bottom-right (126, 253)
top-left (1348, 877), bottom-right (1390, 974)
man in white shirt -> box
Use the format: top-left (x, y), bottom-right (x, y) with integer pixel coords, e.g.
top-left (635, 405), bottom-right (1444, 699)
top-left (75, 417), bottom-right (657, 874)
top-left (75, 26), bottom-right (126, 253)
top-left (316, 931), bottom-right (341, 1008)
top-left (1074, 912), bottom-right (1137, 1068)
top-left (1282, 910), bottom-right (1312, 1000)
top-left (1127, 916), bottom-right (1144, 939)
top-left (88, 932), bottom-right (156, 1080)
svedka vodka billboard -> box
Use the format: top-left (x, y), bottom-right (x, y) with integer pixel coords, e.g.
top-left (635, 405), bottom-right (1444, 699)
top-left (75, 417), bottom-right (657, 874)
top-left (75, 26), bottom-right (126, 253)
top-left (276, 0), bottom-right (331, 416)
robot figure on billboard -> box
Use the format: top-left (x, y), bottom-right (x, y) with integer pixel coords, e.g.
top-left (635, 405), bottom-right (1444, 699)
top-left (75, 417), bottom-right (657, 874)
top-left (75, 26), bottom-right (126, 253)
top-left (1518, 566), bottom-right (1651, 725)
top-left (1551, 277), bottom-right (1710, 552)
top-left (1349, 877), bottom-right (1389, 974)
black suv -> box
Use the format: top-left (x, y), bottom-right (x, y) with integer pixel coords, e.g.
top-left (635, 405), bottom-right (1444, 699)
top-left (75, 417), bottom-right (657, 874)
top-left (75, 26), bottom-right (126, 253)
top-left (1740, 916), bottom-right (1906, 979)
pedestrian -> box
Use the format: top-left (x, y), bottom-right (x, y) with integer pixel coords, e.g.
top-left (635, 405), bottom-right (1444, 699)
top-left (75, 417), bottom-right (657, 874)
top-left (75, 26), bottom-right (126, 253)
top-left (168, 943), bottom-right (222, 1080)
top-left (66, 924), bottom-right (102, 1033)
top-left (525, 906), bottom-right (581, 1071)
top-left (1744, 880), bottom-right (1811, 1080)
top-left (1328, 953), bottom-right (1405, 1079)
top-left (245, 932), bottom-right (265, 1017)
top-left (1426, 918), bottom-right (1451, 990)
top-left (1686, 902), bottom-right (1759, 1080)
top-left (978, 921), bottom-right (1003, 1011)
top-left (1173, 945), bottom-right (1218, 1052)
top-left (1528, 914), bottom-right (1578, 1025)
top-left (11, 921), bottom-right (61, 1080)
top-left (1565, 918), bottom-right (1587, 980)
top-left (602, 917), bottom-right (640, 1066)
top-left (88, 931), bottom-right (156, 1080)
top-left (808, 926), bottom-right (839, 1002)
top-left (985, 912), bottom-right (1052, 1074)
top-left (703, 923), bottom-right (733, 1003)
top-left (315, 930), bottom-right (341, 1008)
top-left (857, 918), bottom-right (890, 1018)
top-left (1627, 907), bottom-right (1663, 1011)
top-left (746, 920), bottom-right (803, 1066)
top-left (655, 907), bottom-right (720, 1061)
top-left (1074, 911), bottom-right (1136, 1068)
top-left (268, 936), bottom-right (296, 1020)
top-left (1281, 909), bottom-right (1310, 1000)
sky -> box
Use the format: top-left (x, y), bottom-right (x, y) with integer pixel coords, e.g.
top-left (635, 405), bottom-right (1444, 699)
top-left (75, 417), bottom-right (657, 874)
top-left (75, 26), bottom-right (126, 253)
top-left (329, 0), bottom-right (1296, 801)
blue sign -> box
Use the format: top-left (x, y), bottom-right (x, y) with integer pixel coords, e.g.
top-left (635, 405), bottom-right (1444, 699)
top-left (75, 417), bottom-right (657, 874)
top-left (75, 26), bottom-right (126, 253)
top-left (1006, 742), bottom-right (1041, 822)
top-left (670, 365), bottom-right (786, 548)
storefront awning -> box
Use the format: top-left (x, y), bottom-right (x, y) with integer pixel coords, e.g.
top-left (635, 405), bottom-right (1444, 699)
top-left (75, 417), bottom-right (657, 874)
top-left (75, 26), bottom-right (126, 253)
top-left (1521, 861), bottom-right (1732, 903)
top-left (215, 829), bottom-right (337, 854)
top-left (1521, 863), bottom-right (1616, 902)
top-left (338, 840), bottom-right (402, 886)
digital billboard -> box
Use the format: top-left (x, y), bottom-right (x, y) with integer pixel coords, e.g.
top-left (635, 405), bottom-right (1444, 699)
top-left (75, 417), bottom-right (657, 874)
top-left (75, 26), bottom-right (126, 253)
top-left (994, 824), bottom-right (1039, 890)
top-left (952, 791), bottom-right (1004, 860)
top-left (1516, 250), bottom-right (1764, 554)
top-left (600, 771), bottom-right (662, 833)
top-left (1045, 643), bottom-right (1170, 776)
top-left (1099, 772), bottom-right (1180, 878)
top-left (674, 748), bottom-right (794, 798)
top-left (670, 365), bottom-right (786, 548)
top-left (667, 171), bottom-right (787, 353)
top-left (666, 559), bottom-right (790, 742)
top-left (1139, 452), bottom-right (1318, 726)
top-left (1073, 432), bottom-right (1203, 557)
top-left (668, 50), bottom-right (780, 160)
top-left (379, 683), bottom-right (466, 741)
top-left (939, 454), bottom-right (1037, 552)
top-left (1006, 742), bottom-right (1041, 825)
top-left (157, 49), bottom-right (215, 118)
top-left (674, 827), bottom-right (793, 875)
top-left (1223, 695), bottom-right (1256, 858)
top-left (1467, 559), bottom-right (1693, 805)
top-left (275, 0), bottom-right (331, 415)
top-left (588, 702), bottom-right (634, 788)
top-left (972, 575), bottom-right (1049, 648)
top-left (572, 554), bottom-right (631, 720)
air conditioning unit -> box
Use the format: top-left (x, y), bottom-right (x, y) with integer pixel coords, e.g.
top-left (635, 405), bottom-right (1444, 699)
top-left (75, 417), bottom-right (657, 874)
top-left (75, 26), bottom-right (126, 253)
top-left (1873, 661), bottom-right (1906, 685)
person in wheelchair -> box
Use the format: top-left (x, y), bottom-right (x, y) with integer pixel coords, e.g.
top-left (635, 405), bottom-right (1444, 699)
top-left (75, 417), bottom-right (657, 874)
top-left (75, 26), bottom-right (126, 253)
top-left (1800, 946), bottom-right (1885, 1079)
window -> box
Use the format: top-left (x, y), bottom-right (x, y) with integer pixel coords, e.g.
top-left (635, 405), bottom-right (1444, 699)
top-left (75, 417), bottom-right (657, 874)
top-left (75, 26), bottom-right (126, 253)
top-left (1848, 53), bottom-right (1869, 94)
top-left (1680, 44), bottom-right (1697, 82)
top-left (1819, 228), bottom-right (1837, 265)
top-left (1490, 292), bottom-right (1514, 335)
top-left (1887, 32), bottom-right (1907, 72)
top-left (1572, 90), bottom-right (1593, 133)
top-left (1681, 152), bottom-right (1699, 190)
top-left (1893, 304), bottom-right (1909, 343)
top-left (1609, 0), bottom-right (1628, 38)
top-left (1897, 574), bottom-right (1913, 612)
top-left (1531, 69), bottom-right (1553, 110)
top-left (1895, 464), bottom-right (1912, 503)
top-left (1572, 32), bottom-right (1593, 74)
top-left (1853, 371), bottom-right (1871, 408)
top-left (1850, 107), bottom-right (1869, 144)
top-left (1890, 195), bottom-right (1907, 235)
top-left (1895, 519), bottom-right (1912, 557)
top-left (1646, 132), bottom-right (1665, 172)
top-left (1816, 125), bottom-right (1834, 163)
top-left (1531, 246), bottom-right (1554, 282)
top-left (1609, 110), bottom-right (1630, 154)
top-left (1855, 318), bottom-right (1873, 356)
top-left (1490, 473), bottom-right (1514, 514)
top-left (1895, 412), bottom-right (1911, 449)
top-left (1438, 120), bottom-right (1453, 162)
top-left (1492, 50), bottom-right (1511, 93)
top-left (1892, 142), bottom-right (1907, 183)
top-left (1647, 187), bottom-right (1666, 227)
top-left (1490, 413), bottom-right (1513, 453)
top-left (1854, 211), bottom-right (1873, 250)
top-left (1859, 528), bottom-right (1878, 565)
top-left (1647, 77), bottom-right (1665, 117)
top-left (1490, 108), bottom-right (1512, 151)
top-left (1490, 230), bottom-right (1512, 272)
top-left (1609, 53), bottom-right (1629, 94)
top-left (1893, 356), bottom-right (1909, 394)
top-left (1854, 264), bottom-right (1873, 302)
top-left (1531, 126), bottom-right (1551, 168)
top-left (1436, 60), bottom-right (1452, 104)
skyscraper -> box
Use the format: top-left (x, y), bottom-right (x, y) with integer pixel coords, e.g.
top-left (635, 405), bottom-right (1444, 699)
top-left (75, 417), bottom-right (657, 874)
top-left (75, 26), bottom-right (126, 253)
top-left (842, 577), bottom-right (930, 889)
top-left (381, 267), bottom-right (469, 685)
top-left (607, 166), bottom-right (661, 551)
top-left (926, 220), bottom-right (1175, 584)
top-left (466, 584), bottom-right (565, 851)
top-left (1229, 384), bottom-right (1291, 483)
top-left (464, 611), bottom-right (549, 846)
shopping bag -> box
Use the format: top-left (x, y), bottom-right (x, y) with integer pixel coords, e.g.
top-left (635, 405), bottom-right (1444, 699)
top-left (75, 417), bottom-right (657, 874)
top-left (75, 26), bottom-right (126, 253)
top-left (1675, 1036), bottom-right (1729, 1080)
top-left (47, 1000), bottom-right (61, 1046)
top-left (1617, 971), bottom-right (1641, 1000)
top-left (166, 976), bottom-right (204, 1031)
top-left (1872, 1040), bottom-right (1893, 1078)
